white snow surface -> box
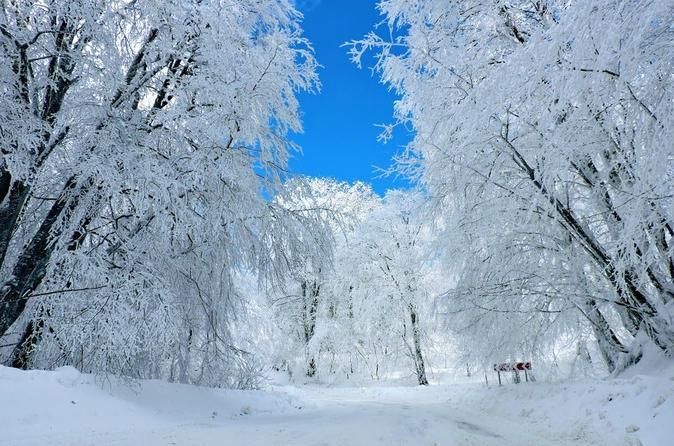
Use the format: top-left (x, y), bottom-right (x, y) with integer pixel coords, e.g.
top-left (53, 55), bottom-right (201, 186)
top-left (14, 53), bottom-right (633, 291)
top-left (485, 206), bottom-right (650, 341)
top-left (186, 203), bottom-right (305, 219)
top-left (1, 363), bottom-right (673, 446)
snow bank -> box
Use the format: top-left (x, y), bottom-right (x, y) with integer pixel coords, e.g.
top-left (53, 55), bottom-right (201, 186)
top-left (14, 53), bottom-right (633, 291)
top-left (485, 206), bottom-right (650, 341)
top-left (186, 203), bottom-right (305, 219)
top-left (0, 366), bottom-right (301, 446)
top-left (451, 374), bottom-right (674, 445)
top-left (439, 352), bottom-right (674, 446)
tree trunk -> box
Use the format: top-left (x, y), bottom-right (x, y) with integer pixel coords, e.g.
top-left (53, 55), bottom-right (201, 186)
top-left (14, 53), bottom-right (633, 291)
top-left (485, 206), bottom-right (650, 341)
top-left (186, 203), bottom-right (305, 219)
top-left (0, 178), bottom-right (30, 268)
top-left (505, 136), bottom-right (674, 351)
top-left (302, 280), bottom-right (320, 377)
top-left (0, 177), bottom-right (77, 340)
top-left (409, 304), bottom-right (428, 385)
top-left (583, 299), bottom-right (629, 373)
top-left (10, 319), bottom-right (43, 369)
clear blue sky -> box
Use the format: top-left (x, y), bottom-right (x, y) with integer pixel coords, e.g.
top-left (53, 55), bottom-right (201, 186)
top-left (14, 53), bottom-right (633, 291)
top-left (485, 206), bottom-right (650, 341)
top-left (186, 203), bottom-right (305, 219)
top-left (290, 0), bottom-right (413, 195)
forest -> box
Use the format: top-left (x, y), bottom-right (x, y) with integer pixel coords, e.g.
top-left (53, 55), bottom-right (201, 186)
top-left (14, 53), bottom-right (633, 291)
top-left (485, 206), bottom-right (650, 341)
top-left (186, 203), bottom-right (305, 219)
top-left (0, 1), bottom-right (673, 445)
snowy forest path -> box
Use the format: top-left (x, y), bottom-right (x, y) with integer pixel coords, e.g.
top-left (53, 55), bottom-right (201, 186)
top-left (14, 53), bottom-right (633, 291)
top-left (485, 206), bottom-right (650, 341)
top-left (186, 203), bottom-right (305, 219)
top-left (155, 384), bottom-right (608, 446)
top-left (1, 367), bottom-right (625, 446)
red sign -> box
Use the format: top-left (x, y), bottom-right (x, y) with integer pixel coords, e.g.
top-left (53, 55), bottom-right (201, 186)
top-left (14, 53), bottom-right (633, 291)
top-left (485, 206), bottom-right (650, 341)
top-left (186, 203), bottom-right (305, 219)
top-left (494, 362), bottom-right (531, 371)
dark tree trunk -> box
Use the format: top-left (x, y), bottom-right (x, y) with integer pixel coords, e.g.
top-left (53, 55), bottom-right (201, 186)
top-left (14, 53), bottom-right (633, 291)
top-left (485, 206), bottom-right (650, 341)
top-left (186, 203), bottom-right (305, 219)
top-left (504, 136), bottom-right (674, 351)
top-left (0, 177), bottom-right (77, 340)
top-left (0, 178), bottom-right (30, 268)
top-left (583, 299), bottom-right (629, 373)
top-left (307, 358), bottom-right (317, 378)
top-left (409, 304), bottom-right (428, 385)
top-left (10, 319), bottom-right (43, 369)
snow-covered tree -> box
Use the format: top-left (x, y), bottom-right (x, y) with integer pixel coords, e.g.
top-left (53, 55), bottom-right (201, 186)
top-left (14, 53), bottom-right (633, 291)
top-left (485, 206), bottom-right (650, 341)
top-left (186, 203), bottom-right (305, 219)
top-left (352, 0), bottom-right (674, 371)
top-left (279, 188), bottom-right (438, 385)
top-left (271, 178), bottom-right (379, 378)
top-left (0, 0), bottom-right (326, 386)
top-left (334, 191), bottom-right (435, 385)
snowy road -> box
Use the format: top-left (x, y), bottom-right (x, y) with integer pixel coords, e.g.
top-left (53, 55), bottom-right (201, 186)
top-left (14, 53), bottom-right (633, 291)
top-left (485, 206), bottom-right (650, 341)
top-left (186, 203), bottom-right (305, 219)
top-left (2, 366), bottom-right (670, 445)
top-left (20, 392), bottom-right (595, 446)
top-left (156, 393), bottom-right (594, 446)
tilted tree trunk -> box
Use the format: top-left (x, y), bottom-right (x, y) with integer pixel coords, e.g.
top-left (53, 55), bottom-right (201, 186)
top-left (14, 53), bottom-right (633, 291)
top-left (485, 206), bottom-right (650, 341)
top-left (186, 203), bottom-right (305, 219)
top-left (0, 22), bottom-right (187, 360)
top-left (0, 178), bottom-right (30, 269)
top-left (6, 201), bottom-right (95, 366)
top-left (581, 299), bottom-right (633, 373)
top-left (503, 134), bottom-right (674, 352)
top-left (0, 16), bottom-right (80, 347)
top-left (0, 177), bottom-right (78, 339)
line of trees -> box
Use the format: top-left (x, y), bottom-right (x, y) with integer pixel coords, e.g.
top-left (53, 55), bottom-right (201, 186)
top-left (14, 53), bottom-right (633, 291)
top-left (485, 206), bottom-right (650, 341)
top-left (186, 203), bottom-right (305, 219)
top-left (272, 181), bottom-right (438, 385)
top-left (351, 0), bottom-right (674, 371)
top-left (3, 0), bottom-right (671, 388)
top-left (0, 0), bottom-right (332, 386)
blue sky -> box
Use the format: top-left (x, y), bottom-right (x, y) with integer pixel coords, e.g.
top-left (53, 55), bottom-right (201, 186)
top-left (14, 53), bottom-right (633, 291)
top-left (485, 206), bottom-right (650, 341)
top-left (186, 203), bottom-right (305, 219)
top-left (289, 0), bottom-right (413, 195)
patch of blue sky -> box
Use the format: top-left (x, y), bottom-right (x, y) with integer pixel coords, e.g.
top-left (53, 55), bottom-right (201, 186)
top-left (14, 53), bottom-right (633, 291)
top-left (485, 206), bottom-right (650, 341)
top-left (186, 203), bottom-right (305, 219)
top-left (290, 0), bottom-right (414, 195)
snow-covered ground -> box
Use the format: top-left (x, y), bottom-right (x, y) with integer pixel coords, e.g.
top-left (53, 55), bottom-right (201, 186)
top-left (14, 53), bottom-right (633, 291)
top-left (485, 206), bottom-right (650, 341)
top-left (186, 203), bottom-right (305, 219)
top-left (1, 362), bottom-right (673, 446)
